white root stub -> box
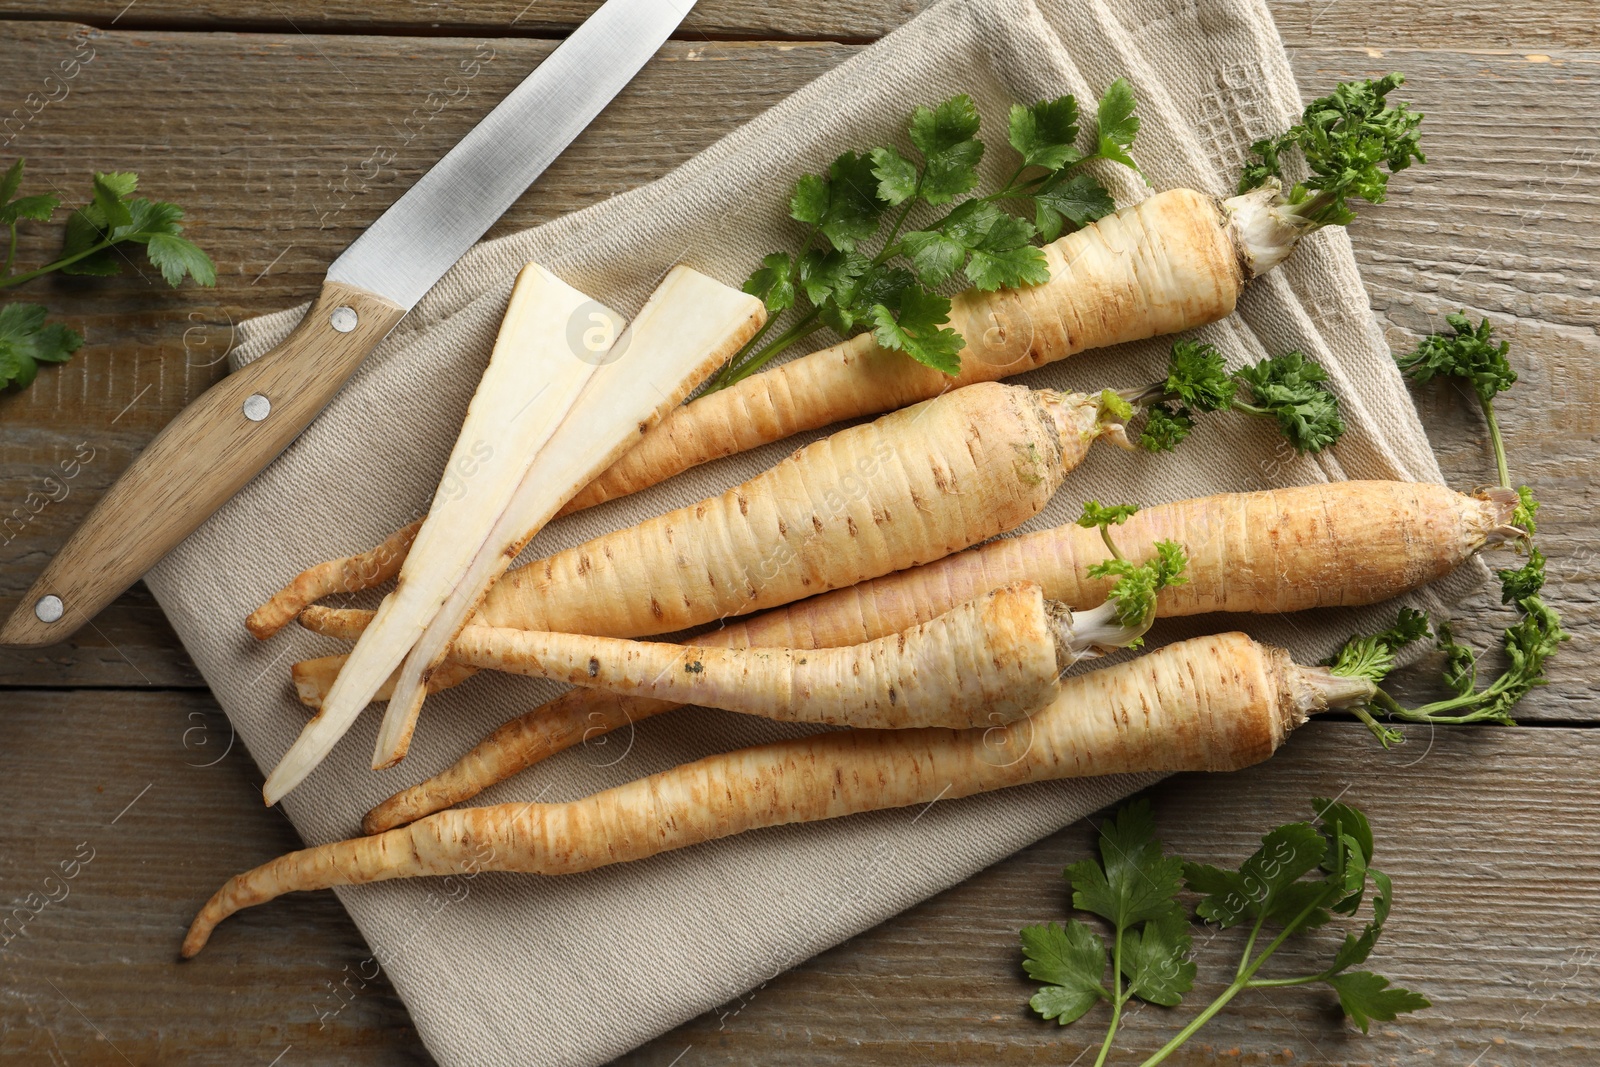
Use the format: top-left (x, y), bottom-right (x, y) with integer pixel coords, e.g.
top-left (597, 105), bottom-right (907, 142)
top-left (1223, 178), bottom-right (1317, 278)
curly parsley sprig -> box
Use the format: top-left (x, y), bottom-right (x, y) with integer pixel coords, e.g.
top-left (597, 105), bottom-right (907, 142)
top-left (1363, 312), bottom-right (1564, 745)
top-left (1, 159), bottom-right (215, 391)
top-left (1075, 502), bottom-right (1187, 643)
top-left (1394, 312), bottom-right (1520, 498)
top-left (1239, 73), bottom-right (1425, 229)
top-left (1328, 593), bottom-right (1568, 746)
top-left (1023, 799), bottom-right (1427, 1066)
top-left (707, 83), bottom-right (1144, 392)
top-left (1103, 339), bottom-right (1346, 455)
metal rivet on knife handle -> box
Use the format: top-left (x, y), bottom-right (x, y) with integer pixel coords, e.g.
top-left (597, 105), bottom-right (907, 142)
top-left (34, 595), bottom-right (64, 624)
top-left (242, 394), bottom-right (272, 422)
top-left (330, 306), bottom-right (359, 333)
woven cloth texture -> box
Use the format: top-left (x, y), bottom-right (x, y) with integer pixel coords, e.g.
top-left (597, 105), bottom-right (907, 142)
top-left (146, 1), bottom-right (1471, 1063)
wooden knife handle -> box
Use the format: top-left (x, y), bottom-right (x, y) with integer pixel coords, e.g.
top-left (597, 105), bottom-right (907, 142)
top-left (0, 281), bottom-right (408, 648)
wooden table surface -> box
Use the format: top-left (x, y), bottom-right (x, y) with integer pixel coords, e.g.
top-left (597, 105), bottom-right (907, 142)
top-left (1, 2), bottom-right (1595, 1064)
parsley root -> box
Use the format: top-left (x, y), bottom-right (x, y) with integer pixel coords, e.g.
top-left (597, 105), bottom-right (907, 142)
top-left (449, 582), bottom-right (1111, 730)
top-left (182, 632), bottom-right (1375, 958)
top-left (246, 76), bottom-right (1421, 634)
top-left (360, 480), bottom-right (1512, 833)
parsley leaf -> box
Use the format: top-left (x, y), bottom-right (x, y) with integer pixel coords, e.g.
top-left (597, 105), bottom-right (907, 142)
top-left (1233, 351), bottom-right (1346, 453)
top-left (1187, 821), bottom-right (1328, 928)
top-left (1498, 545), bottom-right (1546, 604)
top-left (1076, 501), bottom-right (1141, 530)
top-left (1029, 798), bottom-right (1426, 1056)
top-left (1395, 312), bottom-right (1514, 404)
top-left (909, 95), bottom-right (985, 205)
top-left (1021, 920), bottom-right (1107, 1025)
top-left (1126, 340), bottom-right (1343, 454)
top-left (0, 302), bottom-right (83, 390)
top-left (1066, 800), bottom-right (1187, 931)
top-left (1034, 171), bottom-right (1117, 243)
top-left (0, 161), bottom-right (211, 394)
top-left (1, 160), bottom-right (60, 227)
top-left (1023, 799), bottom-right (1192, 1040)
top-left (742, 252), bottom-right (796, 313)
top-left (902, 200), bottom-right (1048, 290)
top-left (1094, 78), bottom-right (1141, 172)
top-left (1327, 606), bottom-right (1430, 685)
top-left (790, 151), bottom-right (889, 252)
top-left (870, 286), bottom-right (962, 375)
top-left (1240, 73), bottom-right (1424, 228)
top-left (1332, 596), bottom-right (1568, 743)
top-left (1008, 95), bottom-right (1083, 171)
top-left (1326, 971), bottom-right (1432, 1034)
top-left (1512, 484), bottom-right (1539, 536)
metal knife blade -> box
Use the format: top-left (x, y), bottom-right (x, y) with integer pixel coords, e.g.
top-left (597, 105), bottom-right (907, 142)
top-left (330, 0), bottom-right (698, 309)
top-left (0, 0), bottom-right (699, 648)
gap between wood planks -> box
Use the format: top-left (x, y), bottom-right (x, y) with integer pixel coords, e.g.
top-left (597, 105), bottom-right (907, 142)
top-left (0, 11), bottom-right (887, 45)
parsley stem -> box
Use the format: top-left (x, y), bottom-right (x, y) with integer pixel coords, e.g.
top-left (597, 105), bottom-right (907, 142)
top-left (1244, 970), bottom-right (1337, 989)
top-left (877, 174), bottom-right (924, 259)
top-left (0, 237), bottom-right (116, 289)
top-left (1481, 396), bottom-right (1511, 489)
top-left (711, 311), bottom-right (824, 392)
top-left (1099, 525), bottom-right (1124, 562)
top-left (1283, 188), bottom-right (1337, 227)
top-left (1093, 927), bottom-right (1126, 1067)
top-left (709, 312), bottom-right (783, 390)
top-left (2, 222), bottom-right (16, 277)
top-left (1139, 888), bottom-right (1335, 1067)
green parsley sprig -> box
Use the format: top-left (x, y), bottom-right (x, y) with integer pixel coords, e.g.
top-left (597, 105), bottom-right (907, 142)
top-left (707, 83), bottom-right (1144, 392)
top-left (1075, 502), bottom-right (1187, 641)
top-left (1, 159), bottom-right (215, 391)
top-left (1023, 798), bottom-right (1426, 1065)
top-left (1362, 312), bottom-right (1566, 745)
top-left (1107, 339), bottom-right (1346, 455)
top-left (1394, 312), bottom-right (1519, 500)
top-left (1239, 73), bottom-right (1425, 229)
top-left (1327, 594), bottom-right (1568, 746)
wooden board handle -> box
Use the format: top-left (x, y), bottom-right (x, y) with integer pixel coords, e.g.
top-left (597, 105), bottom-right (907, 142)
top-left (0, 280), bottom-right (408, 648)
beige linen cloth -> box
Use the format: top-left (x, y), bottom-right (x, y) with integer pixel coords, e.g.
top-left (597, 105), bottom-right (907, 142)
top-left (145, 0), bottom-right (1476, 1063)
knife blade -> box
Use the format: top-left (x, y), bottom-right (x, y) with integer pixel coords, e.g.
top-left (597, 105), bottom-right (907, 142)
top-left (0, 0), bottom-right (699, 648)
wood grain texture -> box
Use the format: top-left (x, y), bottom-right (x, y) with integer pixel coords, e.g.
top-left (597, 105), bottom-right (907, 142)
top-left (0, 0), bottom-right (922, 41)
top-left (0, 23), bottom-right (852, 685)
top-left (0, 5), bottom-right (1594, 1066)
top-left (0, 689), bottom-right (431, 1066)
top-left (1, 280), bottom-right (407, 647)
top-left (0, 0), bottom-right (1594, 49)
top-left (619, 721), bottom-right (1600, 1066)
top-left (1, 26), bottom-right (1593, 722)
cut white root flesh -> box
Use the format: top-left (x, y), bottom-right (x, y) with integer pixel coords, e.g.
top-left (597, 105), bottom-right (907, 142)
top-left (369, 266), bottom-right (766, 768)
top-left (263, 264), bottom-right (620, 806)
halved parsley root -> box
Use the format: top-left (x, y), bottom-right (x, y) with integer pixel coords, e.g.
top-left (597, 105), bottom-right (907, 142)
top-left (246, 75), bottom-right (1422, 626)
top-left (263, 267), bottom-right (765, 804)
top-left (449, 581), bottom-right (1136, 730)
top-left (181, 632), bottom-right (1375, 958)
top-left (358, 479), bottom-right (1514, 833)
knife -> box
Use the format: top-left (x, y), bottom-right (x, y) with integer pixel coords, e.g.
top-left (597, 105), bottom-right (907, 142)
top-left (0, 0), bottom-right (698, 648)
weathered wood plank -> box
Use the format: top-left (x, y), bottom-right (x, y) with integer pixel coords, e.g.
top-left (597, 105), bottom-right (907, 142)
top-left (0, 24), bottom-right (852, 687)
top-left (2, 27), bottom-right (1593, 727)
top-left (0, 0), bottom-right (917, 41)
top-left (0, 0), bottom-right (1593, 50)
top-left (621, 721), bottom-right (1600, 1066)
top-left (0, 689), bottom-right (431, 1065)
top-left (4, 689), bottom-right (1593, 1064)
